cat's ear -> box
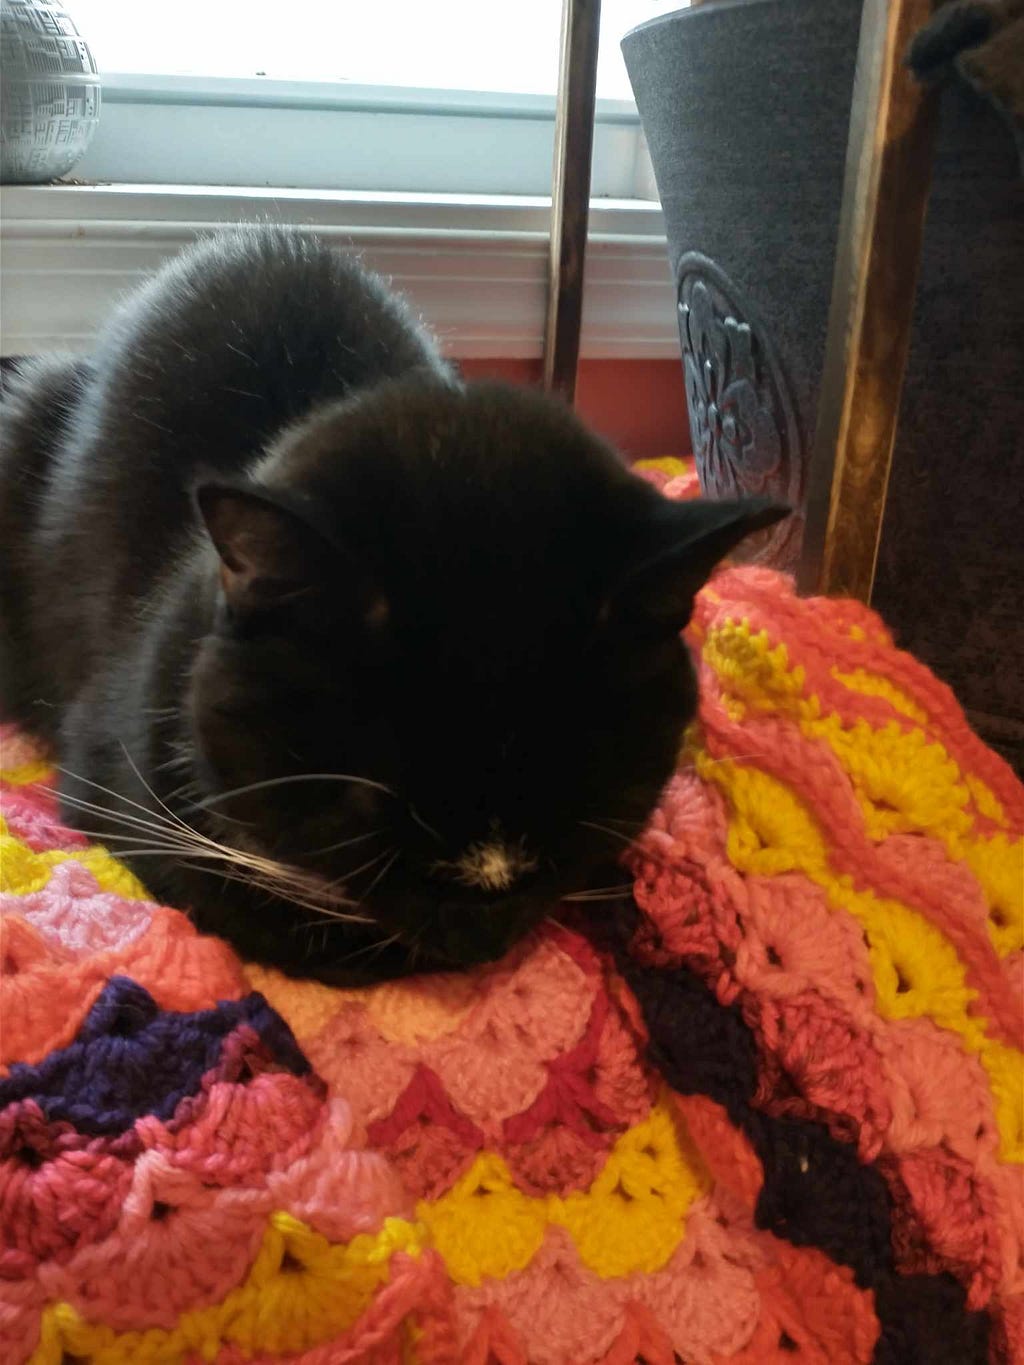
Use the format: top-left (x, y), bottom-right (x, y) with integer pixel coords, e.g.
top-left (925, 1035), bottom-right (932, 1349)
top-left (195, 483), bottom-right (335, 612)
top-left (610, 497), bottom-right (789, 631)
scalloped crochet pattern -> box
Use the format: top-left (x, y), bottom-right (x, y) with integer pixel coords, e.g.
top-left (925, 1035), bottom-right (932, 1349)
top-left (1, 501), bottom-right (1021, 1362)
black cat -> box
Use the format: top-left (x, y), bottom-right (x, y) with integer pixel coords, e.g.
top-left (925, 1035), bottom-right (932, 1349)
top-left (0, 227), bottom-right (784, 981)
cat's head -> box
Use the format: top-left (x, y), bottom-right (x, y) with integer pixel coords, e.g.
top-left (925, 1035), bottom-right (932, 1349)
top-left (187, 378), bottom-right (786, 974)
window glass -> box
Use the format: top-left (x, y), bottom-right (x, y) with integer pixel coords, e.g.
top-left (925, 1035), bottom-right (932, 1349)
top-left (68, 1), bottom-right (688, 101)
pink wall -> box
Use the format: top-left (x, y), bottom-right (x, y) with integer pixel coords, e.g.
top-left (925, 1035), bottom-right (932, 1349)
top-left (458, 358), bottom-right (692, 463)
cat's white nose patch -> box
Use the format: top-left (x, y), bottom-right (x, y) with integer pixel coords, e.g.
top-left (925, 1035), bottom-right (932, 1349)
top-left (432, 833), bottom-right (538, 893)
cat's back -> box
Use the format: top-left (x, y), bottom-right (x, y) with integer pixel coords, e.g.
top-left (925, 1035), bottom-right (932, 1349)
top-left (60, 227), bottom-right (446, 586)
top-left (4, 227), bottom-right (446, 555)
top-left (73, 226), bottom-right (446, 491)
top-left (99, 227), bottom-right (444, 431)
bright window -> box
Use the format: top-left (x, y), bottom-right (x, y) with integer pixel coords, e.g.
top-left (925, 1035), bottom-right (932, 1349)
top-left (69, 1), bottom-right (684, 100)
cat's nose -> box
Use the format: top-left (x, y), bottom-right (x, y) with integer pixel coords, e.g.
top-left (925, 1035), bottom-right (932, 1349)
top-left (427, 826), bottom-right (538, 894)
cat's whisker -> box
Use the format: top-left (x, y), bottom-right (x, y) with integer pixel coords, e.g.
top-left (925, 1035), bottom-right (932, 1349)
top-left (269, 892), bottom-right (369, 922)
top-left (95, 846), bottom-right (247, 862)
top-left (56, 775), bottom-right (358, 908)
top-left (175, 859), bottom-right (373, 924)
top-left (49, 810), bottom-right (335, 914)
top-left (562, 880), bottom-right (634, 897)
top-left (355, 848), bottom-right (401, 907)
top-left (408, 805), bottom-right (443, 845)
top-left (150, 807), bottom-right (337, 888)
top-left (577, 819), bottom-right (640, 848)
top-left (359, 931), bottom-right (403, 960)
top-left (152, 750), bottom-right (194, 775)
top-left (561, 894), bottom-right (633, 904)
top-left (403, 933), bottom-right (427, 971)
top-left (207, 847), bottom-right (361, 904)
top-left (54, 789), bottom-right (202, 843)
top-left (309, 828), bottom-right (383, 856)
top-left (325, 845), bottom-right (394, 893)
top-left (561, 885), bottom-right (634, 903)
top-left (73, 836), bottom-right (351, 906)
top-left (194, 772), bottom-right (396, 812)
top-left (306, 929), bottom-right (402, 964)
top-left (271, 871), bottom-right (374, 921)
top-left (157, 831), bottom-right (367, 905)
top-left (55, 790), bottom-right (255, 867)
top-left (294, 902), bottom-right (374, 925)
top-left (55, 768), bottom-right (194, 835)
top-left (196, 804), bottom-right (254, 828)
top-left (57, 807), bottom-right (250, 893)
top-left (58, 818), bottom-right (279, 895)
top-left (119, 741), bottom-right (208, 842)
top-left (51, 828), bottom-right (198, 850)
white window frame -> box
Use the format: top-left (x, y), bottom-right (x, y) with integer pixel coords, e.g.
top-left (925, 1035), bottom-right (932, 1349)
top-left (1, 75), bottom-right (678, 363)
top-left (73, 73), bottom-right (657, 199)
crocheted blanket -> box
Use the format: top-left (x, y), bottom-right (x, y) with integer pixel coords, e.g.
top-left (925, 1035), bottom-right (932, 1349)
top-left (2, 553), bottom-right (1022, 1362)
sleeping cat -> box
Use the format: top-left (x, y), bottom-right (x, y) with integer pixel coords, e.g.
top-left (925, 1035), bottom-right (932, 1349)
top-left (0, 227), bottom-right (784, 982)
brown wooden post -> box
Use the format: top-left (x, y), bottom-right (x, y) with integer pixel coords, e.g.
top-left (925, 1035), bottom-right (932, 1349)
top-left (543, 0), bottom-right (602, 404)
top-left (798, 0), bottom-right (941, 600)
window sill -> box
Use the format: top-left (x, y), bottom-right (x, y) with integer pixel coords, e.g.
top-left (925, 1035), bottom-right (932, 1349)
top-left (0, 183), bottom-right (679, 360)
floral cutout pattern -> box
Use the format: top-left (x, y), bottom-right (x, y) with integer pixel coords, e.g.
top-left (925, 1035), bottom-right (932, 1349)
top-left (677, 252), bottom-right (803, 568)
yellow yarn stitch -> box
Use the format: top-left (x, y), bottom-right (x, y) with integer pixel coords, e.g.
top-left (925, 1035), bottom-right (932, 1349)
top-left (558, 1099), bottom-right (709, 1278)
top-left (817, 718), bottom-right (972, 842)
top-left (0, 816), bottom-right (51, 895)
top-left (964, 773), bottom-right (1009, 828)
top-left (417, 1099), bottom-right (708, 1286)
top-left (419, 1149), bottom-right (549, 1286)
top-left (831, 667), bottom-right (928, 726)
top-left (0, 816), bottom-right (150, 902)
top-left (0, 759), bottom-right (53, 786)
top-left (29, 1214), bottom-right (425, 1365)
top-left (962, 835), bottom-right (1024, 959)
top-left (831, 668), bottom-right (1007, 830)
top-left (633, 457), bottom-right (692, 478)
top-left (701, 622), bottom-right (807, 716)
top-left (824, 668), bottom-right (1010, 835)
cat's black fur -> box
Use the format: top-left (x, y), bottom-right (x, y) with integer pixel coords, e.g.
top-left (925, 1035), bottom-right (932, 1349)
top-left (0, 228), bottom-right (784, 982)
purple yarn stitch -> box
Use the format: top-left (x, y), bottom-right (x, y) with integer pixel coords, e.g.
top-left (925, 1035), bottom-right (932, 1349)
top-left (0, 976), bottom-right (310, 1135)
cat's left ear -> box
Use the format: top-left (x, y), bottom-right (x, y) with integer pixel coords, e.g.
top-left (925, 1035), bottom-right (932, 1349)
top-left (610, 497), bottom-right (790, 631)
top-left (195, 482), bottom-right (336, 613)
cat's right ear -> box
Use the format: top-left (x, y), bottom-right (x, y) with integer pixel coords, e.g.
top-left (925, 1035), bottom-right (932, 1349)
top-left (608, 496), bottom-right (790, 633)
top-left (195, 483), bottom-right (335, 614)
